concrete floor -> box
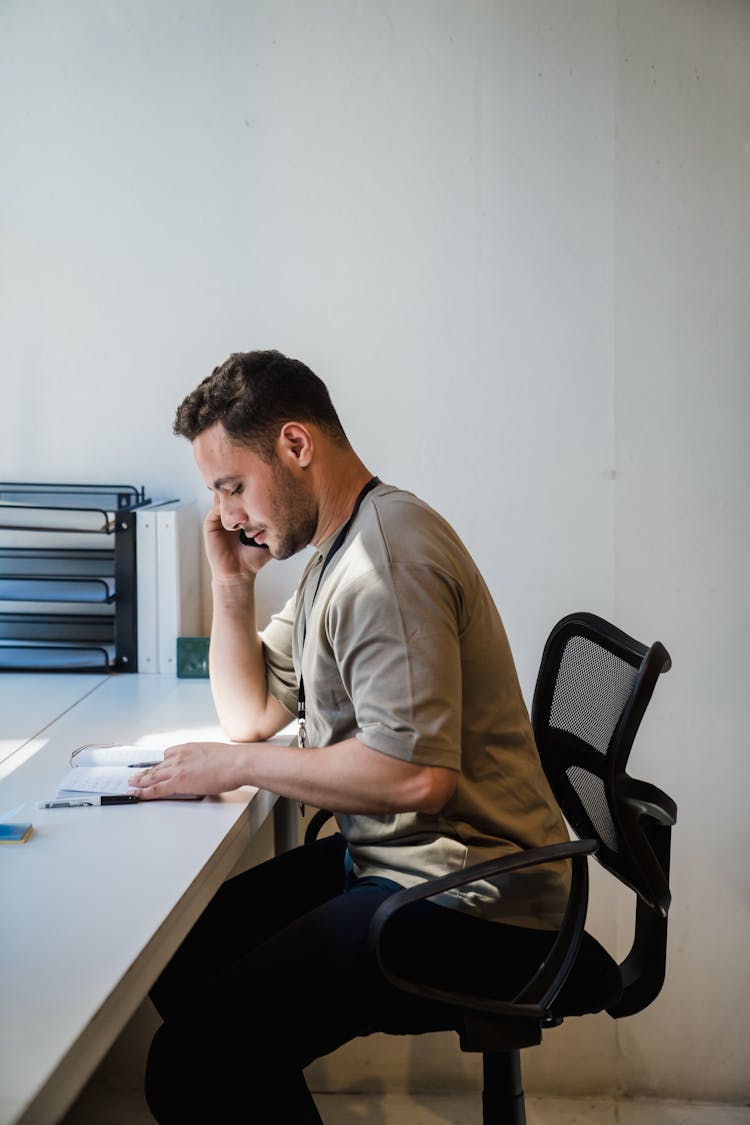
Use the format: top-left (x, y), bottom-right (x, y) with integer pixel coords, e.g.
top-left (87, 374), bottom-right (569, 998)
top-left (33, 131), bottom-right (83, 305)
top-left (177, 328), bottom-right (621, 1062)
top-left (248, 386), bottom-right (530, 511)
top-left (62, 1088), bottom-right (750, 1125)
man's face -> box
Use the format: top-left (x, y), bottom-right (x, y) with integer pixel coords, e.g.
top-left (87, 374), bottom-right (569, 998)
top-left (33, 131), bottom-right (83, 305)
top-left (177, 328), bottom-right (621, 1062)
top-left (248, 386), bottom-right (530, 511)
top-left (193, 421), bottom-right (317, 560)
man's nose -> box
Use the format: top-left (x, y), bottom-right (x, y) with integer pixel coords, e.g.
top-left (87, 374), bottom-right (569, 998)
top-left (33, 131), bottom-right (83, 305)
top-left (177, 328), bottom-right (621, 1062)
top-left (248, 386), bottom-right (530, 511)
top-left (219, 495), bottom-right (245, 531)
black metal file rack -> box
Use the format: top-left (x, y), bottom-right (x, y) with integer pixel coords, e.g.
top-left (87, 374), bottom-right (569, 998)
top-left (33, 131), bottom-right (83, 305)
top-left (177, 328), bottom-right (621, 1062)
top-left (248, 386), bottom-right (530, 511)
top-left (0, 482), bottom-right (151, 672)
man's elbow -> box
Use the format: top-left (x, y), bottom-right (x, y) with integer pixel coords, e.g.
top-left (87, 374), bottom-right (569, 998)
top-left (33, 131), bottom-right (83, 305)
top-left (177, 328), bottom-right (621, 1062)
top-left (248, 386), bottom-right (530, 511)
top-left (220, 717), bottom-right (276, 744)
top-left (222, 723), bottom-right (258, 744)
top-left (219, 701), bottom-right (293, 745)
top-left (417, 766), bottom-right (457, 815)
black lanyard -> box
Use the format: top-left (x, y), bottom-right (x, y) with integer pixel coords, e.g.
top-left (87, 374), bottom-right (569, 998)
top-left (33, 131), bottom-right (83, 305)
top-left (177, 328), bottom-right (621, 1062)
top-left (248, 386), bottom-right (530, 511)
top-left (297, 475), bottom-right (379, 751)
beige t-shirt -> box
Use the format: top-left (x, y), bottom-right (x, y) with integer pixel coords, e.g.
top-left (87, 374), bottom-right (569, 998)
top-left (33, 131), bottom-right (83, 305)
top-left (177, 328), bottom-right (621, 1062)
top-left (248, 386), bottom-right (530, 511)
top-left (261, 483), bottom-right (571, 928)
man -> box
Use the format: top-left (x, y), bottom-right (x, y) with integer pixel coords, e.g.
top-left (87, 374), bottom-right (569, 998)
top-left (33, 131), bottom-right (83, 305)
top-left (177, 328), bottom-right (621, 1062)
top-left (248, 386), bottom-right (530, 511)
top-left (132, 348), bottom-right (571, 1123)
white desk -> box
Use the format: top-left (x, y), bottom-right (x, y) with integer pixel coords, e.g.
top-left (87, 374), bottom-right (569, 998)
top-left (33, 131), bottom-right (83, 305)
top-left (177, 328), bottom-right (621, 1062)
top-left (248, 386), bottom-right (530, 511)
top-left (0, 673), bottom-right (107, 774)
top-left (0, 674), bottom-right (293, 1125)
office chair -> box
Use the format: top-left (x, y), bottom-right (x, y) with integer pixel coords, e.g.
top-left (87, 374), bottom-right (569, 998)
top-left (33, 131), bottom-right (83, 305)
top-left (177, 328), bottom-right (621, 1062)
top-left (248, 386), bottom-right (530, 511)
top-left (304, 611), bottom-right (676, 1123)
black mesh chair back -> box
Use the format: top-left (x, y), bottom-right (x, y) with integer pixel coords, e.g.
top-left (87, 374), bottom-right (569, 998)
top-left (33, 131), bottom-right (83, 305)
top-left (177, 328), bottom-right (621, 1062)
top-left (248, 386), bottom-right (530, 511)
top-left (531, 611), bottom-right (676, 1016)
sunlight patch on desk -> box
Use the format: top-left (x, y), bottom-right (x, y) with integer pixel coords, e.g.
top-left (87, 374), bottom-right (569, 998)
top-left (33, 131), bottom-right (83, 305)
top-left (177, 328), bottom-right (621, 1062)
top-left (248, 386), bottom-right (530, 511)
top-left (0, 736), bottom-right (50, 781)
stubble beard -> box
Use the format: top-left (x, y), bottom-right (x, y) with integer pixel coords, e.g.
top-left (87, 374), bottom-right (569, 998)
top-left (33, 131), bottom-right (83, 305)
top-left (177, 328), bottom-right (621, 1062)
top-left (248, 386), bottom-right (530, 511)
top-left (267, 461), bottom-right (318, 561)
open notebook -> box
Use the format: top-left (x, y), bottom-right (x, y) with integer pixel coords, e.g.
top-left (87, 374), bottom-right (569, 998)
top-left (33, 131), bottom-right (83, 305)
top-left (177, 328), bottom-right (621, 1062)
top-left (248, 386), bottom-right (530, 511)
top-left (55, 744), bottom-right (202, 801)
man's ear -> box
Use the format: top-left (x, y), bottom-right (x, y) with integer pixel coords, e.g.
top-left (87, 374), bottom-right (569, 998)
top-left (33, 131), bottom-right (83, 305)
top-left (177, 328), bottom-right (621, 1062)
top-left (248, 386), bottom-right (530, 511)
top-left (277, 422), bottom-right (314, 469)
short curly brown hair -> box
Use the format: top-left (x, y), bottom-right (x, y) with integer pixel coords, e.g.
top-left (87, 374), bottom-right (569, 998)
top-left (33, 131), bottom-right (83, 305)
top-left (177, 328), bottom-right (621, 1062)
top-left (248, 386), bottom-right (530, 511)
top-left (173, 349), bottom-right (349, 460)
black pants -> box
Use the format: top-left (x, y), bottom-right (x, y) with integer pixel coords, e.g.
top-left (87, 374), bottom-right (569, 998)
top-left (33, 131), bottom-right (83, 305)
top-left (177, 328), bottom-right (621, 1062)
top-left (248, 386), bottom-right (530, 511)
top-left (145, 832), bottom-right (560, 1123)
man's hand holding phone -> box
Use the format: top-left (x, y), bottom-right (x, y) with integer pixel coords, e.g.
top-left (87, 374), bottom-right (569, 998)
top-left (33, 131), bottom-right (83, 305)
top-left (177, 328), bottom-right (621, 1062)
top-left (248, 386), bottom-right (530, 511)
top-left (203, 498), bottom-right (272, 581)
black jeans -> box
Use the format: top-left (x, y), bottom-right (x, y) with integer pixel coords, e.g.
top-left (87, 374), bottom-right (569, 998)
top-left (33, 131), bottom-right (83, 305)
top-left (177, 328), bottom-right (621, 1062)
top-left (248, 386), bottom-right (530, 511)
top-left (145, 832), bottom-right (560, 1123)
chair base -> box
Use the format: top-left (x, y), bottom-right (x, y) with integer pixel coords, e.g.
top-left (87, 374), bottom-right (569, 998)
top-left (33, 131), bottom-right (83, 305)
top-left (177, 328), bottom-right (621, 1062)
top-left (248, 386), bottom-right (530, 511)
top-left (482, 1050), bottom-right (527, 1124)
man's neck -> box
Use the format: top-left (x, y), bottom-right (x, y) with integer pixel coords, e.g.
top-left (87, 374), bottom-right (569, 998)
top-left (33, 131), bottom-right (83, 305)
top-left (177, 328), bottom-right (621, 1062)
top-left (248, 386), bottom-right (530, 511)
top-left (311, 455), bottom-right (375, 546)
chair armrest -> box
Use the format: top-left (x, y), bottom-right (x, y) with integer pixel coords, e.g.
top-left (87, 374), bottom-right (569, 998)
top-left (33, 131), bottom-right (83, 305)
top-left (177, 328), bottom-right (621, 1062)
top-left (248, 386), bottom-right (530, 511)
top-left (304, 808), bottom-right (335, 845)
top-left (369, 838), bottom-right (597, 1022)
top-left (618, 775), bottom-right (677, 827)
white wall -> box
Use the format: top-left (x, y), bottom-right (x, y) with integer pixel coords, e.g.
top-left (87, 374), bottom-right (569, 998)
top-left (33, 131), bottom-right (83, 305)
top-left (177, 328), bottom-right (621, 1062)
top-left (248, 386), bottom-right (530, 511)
top-left (1, 0), bottom-right (748, 1105)
top-left (613, 0), bottom-right (750, 1102)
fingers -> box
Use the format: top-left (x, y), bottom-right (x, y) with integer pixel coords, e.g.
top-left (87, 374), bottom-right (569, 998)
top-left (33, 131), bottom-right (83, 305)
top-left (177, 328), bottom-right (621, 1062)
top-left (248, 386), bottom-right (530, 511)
top-left (129, 749), bottom-right (202, 800)
top-left (205, 500), bottom-right (224, 526)
top-left (129, 764), bottom-right (169, 799)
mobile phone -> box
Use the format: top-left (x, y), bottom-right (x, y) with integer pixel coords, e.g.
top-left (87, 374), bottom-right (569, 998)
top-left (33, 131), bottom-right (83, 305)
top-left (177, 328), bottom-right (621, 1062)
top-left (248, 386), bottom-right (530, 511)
top-left (237, 529), bottom-right (270, 550)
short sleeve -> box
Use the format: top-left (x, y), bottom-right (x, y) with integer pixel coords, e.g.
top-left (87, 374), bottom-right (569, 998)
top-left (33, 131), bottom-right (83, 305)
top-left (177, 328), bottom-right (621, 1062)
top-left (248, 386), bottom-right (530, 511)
top-left (327, 562), bottom-right (463, 769)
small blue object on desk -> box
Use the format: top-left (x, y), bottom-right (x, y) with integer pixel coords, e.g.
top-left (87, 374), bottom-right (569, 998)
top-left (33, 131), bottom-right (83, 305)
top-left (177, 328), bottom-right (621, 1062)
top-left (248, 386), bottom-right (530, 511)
top-left (0, 822), bottom-right (34, 844)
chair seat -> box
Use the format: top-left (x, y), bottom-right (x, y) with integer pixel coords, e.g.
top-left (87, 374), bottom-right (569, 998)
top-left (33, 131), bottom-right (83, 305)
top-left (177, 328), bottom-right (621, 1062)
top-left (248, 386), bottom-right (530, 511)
top-left (368, 927), bottom-right (622, 1044)
top-left (554, 931), bottom-right (622, 1016)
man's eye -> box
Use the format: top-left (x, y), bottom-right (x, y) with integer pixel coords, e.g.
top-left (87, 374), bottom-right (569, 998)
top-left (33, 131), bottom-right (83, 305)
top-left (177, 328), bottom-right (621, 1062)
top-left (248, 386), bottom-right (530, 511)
top-left (230, 485), bottom-right (243, 496)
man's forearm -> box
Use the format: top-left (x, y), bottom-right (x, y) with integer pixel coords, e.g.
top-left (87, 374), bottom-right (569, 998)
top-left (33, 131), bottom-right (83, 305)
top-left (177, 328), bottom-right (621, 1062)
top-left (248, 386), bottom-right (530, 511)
top-left (132, 735), bottom-right (457, 814)
top-left (241, 738), bottom-right (456, 815)
top-left (208, 577), bottom-right (281, 741)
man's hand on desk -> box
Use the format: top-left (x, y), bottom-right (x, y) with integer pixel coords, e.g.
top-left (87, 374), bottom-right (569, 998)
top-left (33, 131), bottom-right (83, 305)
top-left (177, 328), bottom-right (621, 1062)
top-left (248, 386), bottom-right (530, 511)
top-left (129, 743), bottom-right (249, 800)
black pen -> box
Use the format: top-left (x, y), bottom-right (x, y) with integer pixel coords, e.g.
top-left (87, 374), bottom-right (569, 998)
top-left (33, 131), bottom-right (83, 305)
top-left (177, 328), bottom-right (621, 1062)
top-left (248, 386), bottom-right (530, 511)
top-left (128, 761), bottom-right (161, 768)
top-left (36, 796), bottom-right (140, 808)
